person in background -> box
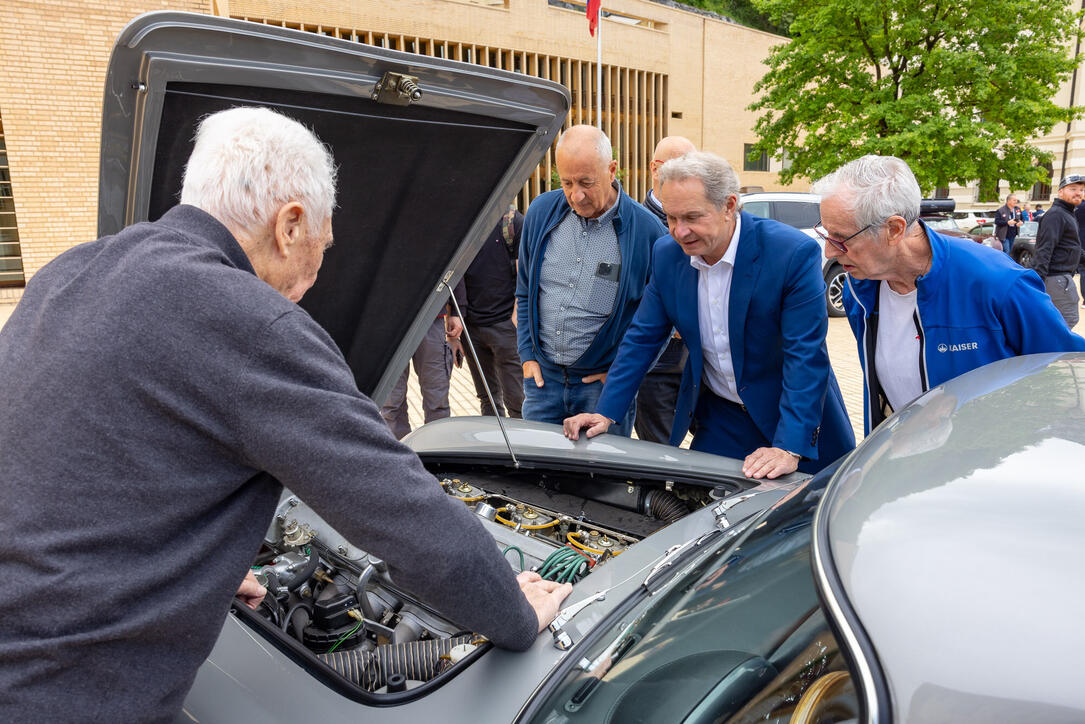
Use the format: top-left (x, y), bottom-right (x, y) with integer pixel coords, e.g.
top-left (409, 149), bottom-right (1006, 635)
top-left (994, 193), bottom-right (1021, 255)
top-left (815, 155), bottom-right (1085, 434)
top-left (1034, 175), bottom-right (1085, 327)
top-left (516, 125), bottom-right (666, 435)
top-left (458, 206), bottom-right (525, 417)
top-left (1074, 200), bottom-right (1085, 305)
top-left (380, 286), bottom-right (466, 439)
top-left (1021, 202), bottom-right (1033, 222)
top-left (635, 135), bottom-right (696, 443)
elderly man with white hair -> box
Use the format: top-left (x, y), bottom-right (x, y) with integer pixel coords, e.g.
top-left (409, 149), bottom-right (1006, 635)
top-left (517, 124), bottom-right (666, 434)
top-left (0, 106), bottom-right (569, 722)
top-left (813, 155), bottom-right (1085, 435)
top-left (564, 151), bottom-right (855, 480)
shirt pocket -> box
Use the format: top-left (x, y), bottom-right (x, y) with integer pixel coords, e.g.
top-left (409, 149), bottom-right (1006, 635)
top-left (585, 275), bottom-right (619, 315)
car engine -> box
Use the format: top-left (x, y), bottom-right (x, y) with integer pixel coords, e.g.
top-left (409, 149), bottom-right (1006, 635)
top-left (240, 465), bottom-right (725, 701)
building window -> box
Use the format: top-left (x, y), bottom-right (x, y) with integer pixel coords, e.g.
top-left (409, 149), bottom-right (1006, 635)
top-left (743, 144), bottom-right (768, 172)
top-left (0, 113), bottom-right (25, 288)
top-left (1032, 161), bottom-right (1052, 202)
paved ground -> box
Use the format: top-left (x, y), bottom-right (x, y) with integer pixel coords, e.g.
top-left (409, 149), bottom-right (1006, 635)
top-left (4, 299), bottom-right (1083, 444)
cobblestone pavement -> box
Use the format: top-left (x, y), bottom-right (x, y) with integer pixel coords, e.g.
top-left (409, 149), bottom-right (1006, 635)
top-left (3, 300), bottom-right (1083, 444)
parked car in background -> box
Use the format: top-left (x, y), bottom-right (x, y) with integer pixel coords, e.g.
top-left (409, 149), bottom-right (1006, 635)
top-left (950, 209), bottom-right (991, 231)
top-left (969, 221), bottom-right (1039, 267)
top-left (740, 191), bottom-right (847, 317)
top-left (920, 199), bottom-right (1000, 249)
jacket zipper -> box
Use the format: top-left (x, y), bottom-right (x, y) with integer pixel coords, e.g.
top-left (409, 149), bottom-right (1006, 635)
top-left (846, 274), bottom-right (874, 430)
top-left (913, 305), bottom-right (929, 393)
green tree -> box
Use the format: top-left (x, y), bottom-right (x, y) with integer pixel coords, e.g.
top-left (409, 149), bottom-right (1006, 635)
top-left (748, 0), bottom-right (1084, 193)
top-left (681, 0), bottom-right (789, 36)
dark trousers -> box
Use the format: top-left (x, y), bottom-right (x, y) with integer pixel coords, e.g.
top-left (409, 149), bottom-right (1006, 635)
top-left (634, 337), bottom-right (687, 444)
top-left (690, 389), bottom-right (822, 474)
top-left (1044, 273), bottom-right (1080, 329)
top-left (463, 318), bottom-right (523, 417)
top-left (380, 318), bottom-right (452, 439)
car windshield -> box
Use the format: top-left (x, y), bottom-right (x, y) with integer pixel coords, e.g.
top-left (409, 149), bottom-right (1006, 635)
top-left (924, 218), bottom-right (959, 232)
top-left (524, 468), bottom-right (859, 724)
top-left (1020, 220), bottom-right (1038, 237)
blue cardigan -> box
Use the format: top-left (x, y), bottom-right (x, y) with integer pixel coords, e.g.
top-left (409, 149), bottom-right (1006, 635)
top-left (845, 221), bottom-right (1085, 433)
top-left (516, 187), bottom-right (666, 376)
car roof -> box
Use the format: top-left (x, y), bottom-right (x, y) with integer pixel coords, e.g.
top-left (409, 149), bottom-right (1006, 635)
top-left (739, 191), bottom-right (819, 202)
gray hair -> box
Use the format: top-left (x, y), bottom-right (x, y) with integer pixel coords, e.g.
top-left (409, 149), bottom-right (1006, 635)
top-left (657, 151), bottom-right (740, 209)
top-left (555, 125), bottom-right (612, 166)
top-left (180, 106), bottom-right (337, 237)
top-left (811, 155), bottom-right (921, 229)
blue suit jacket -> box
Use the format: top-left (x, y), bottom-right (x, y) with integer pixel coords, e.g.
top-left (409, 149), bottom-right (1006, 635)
top-left (596, 212), bottom-right (855, 467)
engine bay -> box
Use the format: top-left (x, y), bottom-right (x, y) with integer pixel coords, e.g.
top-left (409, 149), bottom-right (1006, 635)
top-left (239, 465), bottom-right (739, 702)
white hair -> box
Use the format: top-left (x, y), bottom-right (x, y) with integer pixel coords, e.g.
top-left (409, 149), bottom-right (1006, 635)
top-left (811, 155), bottom-right (920, 229)
top-left (180, 106), bottom-right (337, 237)
top-left (657, 151), bottom-right (740, 209)
top-left (555, 125), bottom-right (612, 165)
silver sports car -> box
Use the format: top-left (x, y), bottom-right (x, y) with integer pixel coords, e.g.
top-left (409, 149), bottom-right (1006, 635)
top-left (97, 14), bottom-right (1085, 723)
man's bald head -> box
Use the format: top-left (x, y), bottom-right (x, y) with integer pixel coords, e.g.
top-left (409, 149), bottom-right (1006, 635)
top-left (555, 124), bottom-right (613, 165)
top-left (651, 136), bottom-right (697, 191)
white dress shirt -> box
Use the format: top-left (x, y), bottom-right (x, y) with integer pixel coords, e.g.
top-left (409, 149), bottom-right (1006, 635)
top-left (690, 214), bottom-right (743, 404)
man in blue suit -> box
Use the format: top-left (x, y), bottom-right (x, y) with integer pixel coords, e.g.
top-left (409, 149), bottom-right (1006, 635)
top-left (563, 152), bottom-right (855, 479)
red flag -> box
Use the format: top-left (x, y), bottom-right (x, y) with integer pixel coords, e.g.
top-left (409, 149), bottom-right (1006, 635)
top-left (586, 0), bottom-right (601, 37)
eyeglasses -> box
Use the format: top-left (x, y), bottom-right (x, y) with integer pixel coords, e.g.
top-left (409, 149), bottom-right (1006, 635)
top-left (813, 221), bottom-right (872, 253)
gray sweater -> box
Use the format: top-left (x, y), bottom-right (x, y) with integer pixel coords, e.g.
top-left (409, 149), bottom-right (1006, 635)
top-left (0, 206), bottom-right (537, 722)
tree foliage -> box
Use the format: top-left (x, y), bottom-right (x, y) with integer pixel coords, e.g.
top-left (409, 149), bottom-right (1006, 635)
top-left (680, 0), bottom-right (789, 36)
top-left (748, 0), bottom-right (1084, 193)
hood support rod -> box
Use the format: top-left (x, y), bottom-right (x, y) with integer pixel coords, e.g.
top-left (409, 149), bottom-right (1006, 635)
top-left (445, 287), bottom-right (520, 469)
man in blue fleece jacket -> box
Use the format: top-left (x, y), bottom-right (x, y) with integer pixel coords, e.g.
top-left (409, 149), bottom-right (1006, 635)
top-left (813, 155), bottom-right (1085, 434)
top-left (0, 107), bottom-right (569, 723)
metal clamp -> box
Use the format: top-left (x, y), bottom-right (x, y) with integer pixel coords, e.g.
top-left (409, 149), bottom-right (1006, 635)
top-left (549, 591), bottom-right (606, 650)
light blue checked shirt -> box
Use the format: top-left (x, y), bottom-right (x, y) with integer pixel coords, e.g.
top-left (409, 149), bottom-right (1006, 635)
top-left (537, 187), bottom-right (622, 366)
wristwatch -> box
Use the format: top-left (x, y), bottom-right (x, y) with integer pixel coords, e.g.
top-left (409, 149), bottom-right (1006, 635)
top-left (783, 450), bottom-right (802, 460)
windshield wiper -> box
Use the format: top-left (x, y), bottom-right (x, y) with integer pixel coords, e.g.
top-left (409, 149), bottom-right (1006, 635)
top-left (641, 529), bottom-right (723, 594)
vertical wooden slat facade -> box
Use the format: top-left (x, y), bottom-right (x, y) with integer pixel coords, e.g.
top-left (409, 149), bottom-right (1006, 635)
top-left (234, 16), bottom-right (666, 208)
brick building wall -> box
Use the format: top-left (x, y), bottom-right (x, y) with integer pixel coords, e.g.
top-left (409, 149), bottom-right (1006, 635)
top-left (0, 0), bottom-right (214, 296)
top-left (0, 0), bottom-right (791, 294)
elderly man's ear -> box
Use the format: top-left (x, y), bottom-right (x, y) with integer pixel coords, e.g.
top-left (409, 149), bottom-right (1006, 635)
top-left (273, 202), bottom-right (306, 258)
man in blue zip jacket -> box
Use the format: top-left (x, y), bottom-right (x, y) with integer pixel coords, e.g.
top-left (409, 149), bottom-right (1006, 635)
top-left (516, 125), bottom-right (666, 434)
top-left (814, 155), bottom-right (1085, 434)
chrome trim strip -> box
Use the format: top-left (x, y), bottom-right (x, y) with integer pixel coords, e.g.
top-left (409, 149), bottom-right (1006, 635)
top-left (811, 480), bottom-right (885, 723)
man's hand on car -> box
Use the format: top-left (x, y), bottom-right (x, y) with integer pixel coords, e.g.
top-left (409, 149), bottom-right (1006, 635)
top-left (523, 360), bottom-right (544, 388)
top-left (236, 569), bottom-right (267, 610)
top-left (563, 413), bottom-right (612, 440)
top-left (742, 447), bottom-right (799, 480)
top-left (516, 571), bottom-right (573, 633)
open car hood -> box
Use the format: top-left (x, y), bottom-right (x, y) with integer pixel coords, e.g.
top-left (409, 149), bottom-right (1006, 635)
top-left (98, 12), bottom-right (568, 404)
